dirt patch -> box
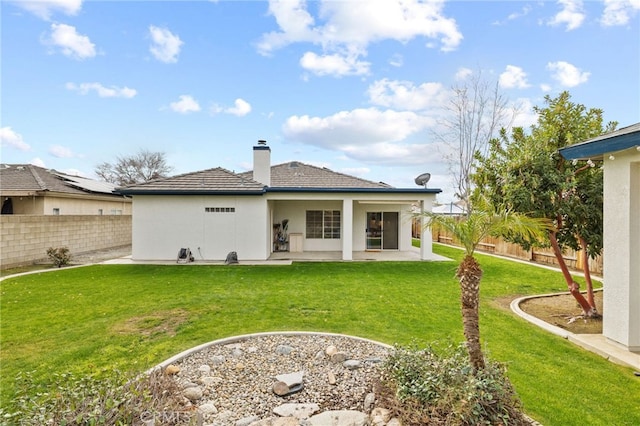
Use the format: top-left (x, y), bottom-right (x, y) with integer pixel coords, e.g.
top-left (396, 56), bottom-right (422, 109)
top-left (112, 309), bottom-right (189, 337)
top-left (517, 291), bottom-right (603, 334)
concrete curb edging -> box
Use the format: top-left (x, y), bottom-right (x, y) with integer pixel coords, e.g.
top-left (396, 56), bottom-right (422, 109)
top-left (511, 291), bottom-right (640, 370)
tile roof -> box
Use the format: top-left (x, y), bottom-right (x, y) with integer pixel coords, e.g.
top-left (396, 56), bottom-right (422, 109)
top-left (0, 164), bottom-right (121, 196)
top-left (118, 162), bottom-right (441, 195)
top-left (241, 161), bottom-right (393, 189)
top-left (118, 167), bottom-right (265, 194)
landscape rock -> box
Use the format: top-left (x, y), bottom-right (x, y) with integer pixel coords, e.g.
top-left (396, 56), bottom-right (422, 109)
top-left (307, 410), bottom-right (368, 426)
top-left (330, 352), bottom-right (348, 363)
top-left (276, 344), bottom-right (295, 355)
top-left (183, 385), bottom-right (203, 402)
top-left (273, 403), bottom-right (320, 419)
top-left (325, 345), bottom-right (338, 356)
top-left (275, 371), bottom-right (304, 387)
top-left (165, 364), bottom-right (180, 375)
top-left (343, 360), bottom-right (362, 370)
top-left (363, 392), bottom-right (376, 412)
top-left (198, 402), bottom-right (218, 415)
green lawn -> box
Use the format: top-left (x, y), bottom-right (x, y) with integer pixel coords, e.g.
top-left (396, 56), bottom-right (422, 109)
top-left (1, 244), bottom-right (638, 425)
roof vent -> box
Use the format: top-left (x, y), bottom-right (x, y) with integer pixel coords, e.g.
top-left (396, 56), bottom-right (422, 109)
top-left (289, 161), bottom-right (299, 168)
top-left (257, 139), bottom-right (267, 146)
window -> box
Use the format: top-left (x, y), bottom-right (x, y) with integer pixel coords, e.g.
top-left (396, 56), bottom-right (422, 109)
top-left (110, 209), bottom-right (123, 215)
top-left (52, 208), bottom-right (60, 215)
top-left (205, 207), bottom-right (235, 213)
top-left (306, 210), bottom-right (341, 239)
top-left (98, 209), bottom-right (103, 215)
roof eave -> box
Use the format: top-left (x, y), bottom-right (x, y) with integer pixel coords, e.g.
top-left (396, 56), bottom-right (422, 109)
top-left (116, 189), bottom-right (266, 196)
top-left (265, 187), bottom-right (442, 194)
top-left (559, 126), bottom-right (640, 161)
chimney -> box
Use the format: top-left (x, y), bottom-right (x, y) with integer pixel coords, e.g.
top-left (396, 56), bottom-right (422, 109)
top-left (253, 140), bottom-right (271, 186)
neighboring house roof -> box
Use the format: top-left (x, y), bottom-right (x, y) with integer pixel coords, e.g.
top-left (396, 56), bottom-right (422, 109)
top-left (118, 162), bottom-right (441, 195)
top-left (0, 164), bottom-right (125, 198)
top-left (559, 122), bottom-right (640, 160)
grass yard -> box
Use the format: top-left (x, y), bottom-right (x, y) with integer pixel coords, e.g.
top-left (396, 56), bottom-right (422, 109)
top-left (1, 244), bottom-right (638, 425)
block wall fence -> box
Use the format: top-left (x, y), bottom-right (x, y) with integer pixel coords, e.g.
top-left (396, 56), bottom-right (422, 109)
top-left (1, 215), bottom-right (132, 269)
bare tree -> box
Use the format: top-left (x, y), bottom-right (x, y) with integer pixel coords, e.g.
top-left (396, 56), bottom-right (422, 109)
top-left (95, 150), bottom-right (173, 186)
top-left (435, 70), bottom-right (517, 213)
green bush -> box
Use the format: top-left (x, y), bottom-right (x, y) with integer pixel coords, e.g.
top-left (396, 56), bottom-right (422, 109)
top-left (46, 247), bottom-right (72, 268)
top-left (378, 342), bottom-right (528, 425)
top-left (0, 369), bottom-right (196, 425)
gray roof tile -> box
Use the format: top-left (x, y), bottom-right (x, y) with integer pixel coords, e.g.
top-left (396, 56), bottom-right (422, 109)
top-left (119, 167), bottom-right (265, 193)
top-left (241, 162), bottom-right (393, 189)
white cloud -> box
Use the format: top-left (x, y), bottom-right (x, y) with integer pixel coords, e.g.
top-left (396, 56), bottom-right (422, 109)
top-left (282, 107), bottom-right (437, 164)
top-left (49, 145), bottom-right (80, 158)
top-left (210, 98), bottom-right (252, 117)
top-left (499, 65), bottom-right (530, 89)
top-left (43, 23), bottom-right (96, 60)
top-left (66, 82), bottom-right (137, 98)
top-left (300, 51), bottom-right (370, 76)
top-left (226, 98), bottom-right (252, 117)
top-left (170, 95), bottom-right (201, 114)
top-left (547, 61), bottom-right (590, 87)
top-left (367, 79), bottom-right (447, 111)
top-left (540, 83), bottom-right (552, 92)
top-left (0, 127), bottom-right (31, 151)
top-left (389, 54), bottom-right (403, 67)
top-left (547, 0), bottom-right (585, 31)
top-left (31, 157), bottom-right (46, 168)
top-left (258, 0), bottom-right (462, 77)
top-left (601, 0), bottom-right (640, 26)
top-left (455, 67), bottom-right (473, 81)
top-left (149, 26), bottom-right (183, 63)
top-left (11, 0), bottom-right (82, 20)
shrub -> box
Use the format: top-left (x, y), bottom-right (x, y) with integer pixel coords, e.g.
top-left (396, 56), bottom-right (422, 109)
top-left (46, 247), bottom-right (72, 268)
top-left (377, 342), bottom-right (529, 425)
top-left (0, 369), bottom-right (196, 425)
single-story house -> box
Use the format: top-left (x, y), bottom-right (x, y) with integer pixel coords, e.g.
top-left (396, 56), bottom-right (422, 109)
top-left (0, 164), bottom-right (131, 215)
top-left (559, 122), bottom-right (640, 353)
top-left (118, 141), bottom-right (441, 262)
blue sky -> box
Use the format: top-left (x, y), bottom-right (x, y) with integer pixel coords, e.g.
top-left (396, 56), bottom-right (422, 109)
top-left (1, 0), bottom-right (639, 202)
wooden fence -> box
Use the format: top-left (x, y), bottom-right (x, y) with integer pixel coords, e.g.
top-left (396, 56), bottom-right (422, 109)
top-left (429, 228), bottom-right (603, 276)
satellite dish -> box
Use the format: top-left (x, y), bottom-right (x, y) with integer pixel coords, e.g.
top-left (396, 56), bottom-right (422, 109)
top-left (414, 172), bottom-right (431, 187)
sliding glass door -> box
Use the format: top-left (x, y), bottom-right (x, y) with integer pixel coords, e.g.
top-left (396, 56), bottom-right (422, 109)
top-left (366, 211), bottom-right (398, 250)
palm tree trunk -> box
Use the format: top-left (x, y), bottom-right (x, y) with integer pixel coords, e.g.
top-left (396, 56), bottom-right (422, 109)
top-left (457, 255), bottom-right (485, 371)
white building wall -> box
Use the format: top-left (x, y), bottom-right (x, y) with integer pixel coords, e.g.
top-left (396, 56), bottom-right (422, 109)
top-left (603, 148), bottom-right (640, 351)
top-left (132, 195), bottom-right (268, 261)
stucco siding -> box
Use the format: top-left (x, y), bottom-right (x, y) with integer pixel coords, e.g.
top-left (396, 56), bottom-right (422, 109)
top-left (603, 148), bottom-right (640, 350)
top-left (132, 195), bottom-right (268, 261)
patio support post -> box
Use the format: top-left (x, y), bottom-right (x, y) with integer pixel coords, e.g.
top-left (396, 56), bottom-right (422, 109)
top-left (342, 198), bottom-right (353, 260)
top-left (419, 199), bottom-right (432, 260)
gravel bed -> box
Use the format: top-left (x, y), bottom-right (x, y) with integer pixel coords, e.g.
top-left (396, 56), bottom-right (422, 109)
top-left (169, 333), bottom-right (391, 424)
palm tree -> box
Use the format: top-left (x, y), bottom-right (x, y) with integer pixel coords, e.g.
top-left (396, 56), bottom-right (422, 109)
top-left (420, 200), bottom-right (550, 371)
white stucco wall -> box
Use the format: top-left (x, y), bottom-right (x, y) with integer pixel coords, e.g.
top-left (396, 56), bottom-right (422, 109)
top-left (603, 148), bottom-right (640, 351)
top-left (132, 195), bottom-right (268, 261)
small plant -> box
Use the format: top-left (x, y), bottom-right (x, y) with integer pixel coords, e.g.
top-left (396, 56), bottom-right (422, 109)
top-left (46, 246), bottom-right (72, 268)
top-left (0, 369), bottom-right (195, 425)
top-left (377, 342), bottom-right (528, 425)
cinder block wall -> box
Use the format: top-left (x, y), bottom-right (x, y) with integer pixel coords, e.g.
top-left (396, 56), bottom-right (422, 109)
top-left (1, 215), bottom-right (132, 269)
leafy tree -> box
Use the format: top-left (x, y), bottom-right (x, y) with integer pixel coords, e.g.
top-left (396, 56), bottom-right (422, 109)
top-left (434, 70), bottom-right (517, 212)
top-left (419, 199), bottom-right (550, 370)
top-left (474, 91), bottom-right (616, 317)
top-left (95, 150), bottom-right (173, 186)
